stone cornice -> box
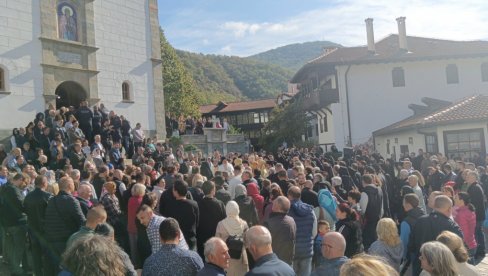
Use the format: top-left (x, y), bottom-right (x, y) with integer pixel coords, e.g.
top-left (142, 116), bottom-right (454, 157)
top-left (41, 63), bottom-right (100, 74)
top-left (39, 37), bottom-right (99, 52)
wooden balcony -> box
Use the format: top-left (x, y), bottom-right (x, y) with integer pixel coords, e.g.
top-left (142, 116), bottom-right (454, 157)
top-left (301, 87), bottom-right (339, 111)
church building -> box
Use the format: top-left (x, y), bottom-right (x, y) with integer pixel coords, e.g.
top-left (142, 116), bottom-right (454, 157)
top-left (0, 0), bottom-right (166, 140)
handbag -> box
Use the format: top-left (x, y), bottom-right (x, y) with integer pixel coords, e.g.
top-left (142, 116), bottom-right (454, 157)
top-left (226, 235), bottom-right (244, 259)
top-left (225, 220), bottom-right (245, 259)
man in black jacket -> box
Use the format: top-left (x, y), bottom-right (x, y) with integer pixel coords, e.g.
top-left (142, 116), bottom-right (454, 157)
top-left (0, 173), bottom-right (28, 275)
top-left (166, 180), bottom-right (199, 250)
top-left (466, 170), bottom-right (486, 259)
top-left (196, 181), bottom-right (226, 258)
top-left (24, 175), bottom-right (52, 276)
top-left (263, 196), bottom-right (296, 265)
top-left (408, 195), bottom-right (463, 276)
top-left (75, 101), bottom-right (94, 142)
top-left (301, 180), bottom-right (319, 208)
top-left (43, 176), bottom-right (86, 275)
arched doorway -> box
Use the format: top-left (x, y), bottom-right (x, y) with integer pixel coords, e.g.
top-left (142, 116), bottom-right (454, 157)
top-left (55, 81), bottom-right (87, 108)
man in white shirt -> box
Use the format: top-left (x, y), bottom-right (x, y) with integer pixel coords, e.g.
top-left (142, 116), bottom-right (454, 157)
top-left (408, 175), bottom-right (427, 213)
top-left (228, 165), bottom-right (242, 199)
top-left (218, 158), bottom-right (234, 177)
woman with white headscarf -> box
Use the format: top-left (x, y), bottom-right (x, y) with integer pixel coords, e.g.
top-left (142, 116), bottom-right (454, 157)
top-left (216, 201), bottom-right (249, 276)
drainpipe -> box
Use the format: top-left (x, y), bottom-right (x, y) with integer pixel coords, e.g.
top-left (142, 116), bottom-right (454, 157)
top-left (344, 65), bottom-right (352, 147)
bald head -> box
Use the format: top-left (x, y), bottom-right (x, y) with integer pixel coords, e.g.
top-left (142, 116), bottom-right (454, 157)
top-left (272, 196), bottom-right (290, 213)
top-left (78, 184), bottom-right (92, 200)
top-left (58, 176), bottom-right (74, 193)
top-left (434, 195), bottom-right (452, 211)
top-left (287, 186), bottom-right (301, 200)
top-left (428, 191), bottom-right (443, 209)
top-left (245, 226), bottom-right (272, 248)
top-left (323, 232), bottom-right (346, 259)
top-left (303, 180), bottom-right (313, 189)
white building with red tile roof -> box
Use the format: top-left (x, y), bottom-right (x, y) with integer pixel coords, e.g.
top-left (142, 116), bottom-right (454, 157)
top-left (373, 95), bottom-right (488, 161)
top-left (291, 17), bottom-right (488, 150)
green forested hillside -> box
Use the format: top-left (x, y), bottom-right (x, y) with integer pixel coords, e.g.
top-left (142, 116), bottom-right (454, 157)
top-left (247, 41), bottom-right (342, 72)
top-left (177, 51), bottom-right (293, 102)
top-left (162, 29), bottom-right (340, 109)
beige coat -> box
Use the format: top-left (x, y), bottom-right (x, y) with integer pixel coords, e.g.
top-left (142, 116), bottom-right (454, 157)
top-left (216, 219), bottom-right (249, 276)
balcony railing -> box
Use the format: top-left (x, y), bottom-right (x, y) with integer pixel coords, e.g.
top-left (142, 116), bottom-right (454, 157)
top-left (301, 87), bottom-right (339, 111)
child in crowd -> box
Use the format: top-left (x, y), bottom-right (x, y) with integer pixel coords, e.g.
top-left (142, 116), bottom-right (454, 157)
top-left (313, 220), bottom-right (331, 268)
top-left (347, 190), bottom-right (362, 223)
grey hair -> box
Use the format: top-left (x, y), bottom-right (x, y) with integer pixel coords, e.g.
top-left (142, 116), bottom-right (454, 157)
top-left (408, 174), bottom-right (418, 182)
top-left (331, 176), bottom-right (342, 186)
top-left (245, 226), bottom-right (272, 248)
top-left (399, 169), bottom-right (409, 178)
top-left (203, 237), bottom-right (225, 262)
top-left (420, 241), bottom-right (458, 276)
top-left (70, 169), bottom-right (81, 177)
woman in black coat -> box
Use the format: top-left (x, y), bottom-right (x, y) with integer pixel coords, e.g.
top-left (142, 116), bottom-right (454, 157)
top-left (234, 184), bottom-right (259, 227)
top-left (335, 202), bottom-right (364, 258)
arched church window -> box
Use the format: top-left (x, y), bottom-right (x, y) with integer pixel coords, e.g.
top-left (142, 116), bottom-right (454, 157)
top-left (122, 82), bottom-right (132, 101)
top-left (57, 2), bottom-right (78, 41)
top-left (0, 67), bottom-right (5, 91)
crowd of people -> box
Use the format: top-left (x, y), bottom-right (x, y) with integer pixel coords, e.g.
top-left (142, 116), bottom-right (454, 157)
top-left (0, 103), bottom-right (486, 276)
top-left (165, 113), bottom-right (230, 137)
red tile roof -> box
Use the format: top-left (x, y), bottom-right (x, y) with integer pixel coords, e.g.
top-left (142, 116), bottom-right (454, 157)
top-left (200, 99), bottom-right (277, 114)
top-left (374, 95), bottom-right (488, 136)
top-left (292, 34), bottom-right (488, 83)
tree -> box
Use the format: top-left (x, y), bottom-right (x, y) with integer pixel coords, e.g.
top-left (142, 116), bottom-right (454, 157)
top-left (160, 29), bottom-right (200, 117)
top-left (259, 99), bottom-right (309, 152)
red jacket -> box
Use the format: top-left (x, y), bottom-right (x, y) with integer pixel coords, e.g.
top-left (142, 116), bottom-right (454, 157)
top-left (127, 196), bottom-right (143, 234)
top-left (247, 183), bottom-right (264, 222)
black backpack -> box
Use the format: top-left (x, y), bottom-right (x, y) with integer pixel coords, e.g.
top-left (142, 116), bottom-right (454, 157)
top-left (226, 235), bottom-right (244, 259)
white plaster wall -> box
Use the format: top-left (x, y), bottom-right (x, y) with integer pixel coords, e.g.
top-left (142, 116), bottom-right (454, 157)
top-left (374, 122), bottom-right (488, 160)
top-left (317, 107), bottom-right (336, 146)
top-left (374, 130), bottom-right (425, 160)
top-left (0, 0), bottom-right (44, 129)
top-left (337, 57), bottom-right (488, 146)
top-left (93, 0), bottom-right (155, 130)
top-left (331, 103), bottom-right (346, 149)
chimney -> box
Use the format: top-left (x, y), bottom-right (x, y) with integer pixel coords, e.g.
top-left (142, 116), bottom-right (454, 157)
top-left (365, 18), bottom-right (375, 53)
top-left (396, 16), bottom-right (408, 51)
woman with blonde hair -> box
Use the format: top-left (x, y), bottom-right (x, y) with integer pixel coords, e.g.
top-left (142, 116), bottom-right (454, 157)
top-left (368, 218), bottom-right (403, 271)
top-left (412, 170), bottom-right (426, 187)
top-left (340, 254), bottom-right (399, 276)
top-left (436, 231), bottom-right (479, 275)
top-left (216, 201), bottom-right (249, 276)
top-left (419, 241), bottom-right (458, 276)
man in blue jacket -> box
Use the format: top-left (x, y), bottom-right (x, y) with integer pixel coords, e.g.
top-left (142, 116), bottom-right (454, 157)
top-left (287, 186), bottom-right (317, 276)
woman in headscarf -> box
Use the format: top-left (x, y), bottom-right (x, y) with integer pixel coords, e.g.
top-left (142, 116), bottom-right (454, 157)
top-left (200, 160), bottom-right (213, 180)
top-left (216, 201), bottom-right (249, 276)
top-left (234, 184), bottom-right (259, 227)
top-left (246, 183), bottom-right (264, 223)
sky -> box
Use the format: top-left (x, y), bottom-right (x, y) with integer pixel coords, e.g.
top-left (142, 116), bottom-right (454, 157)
top-left (157, 0), bottom-right (488, 57)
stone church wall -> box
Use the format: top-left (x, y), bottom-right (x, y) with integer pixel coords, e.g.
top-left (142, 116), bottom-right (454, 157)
top-left (0, 0), bottom-right (44, 131)
top-left (93, 0), bottom-right (156, 132)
